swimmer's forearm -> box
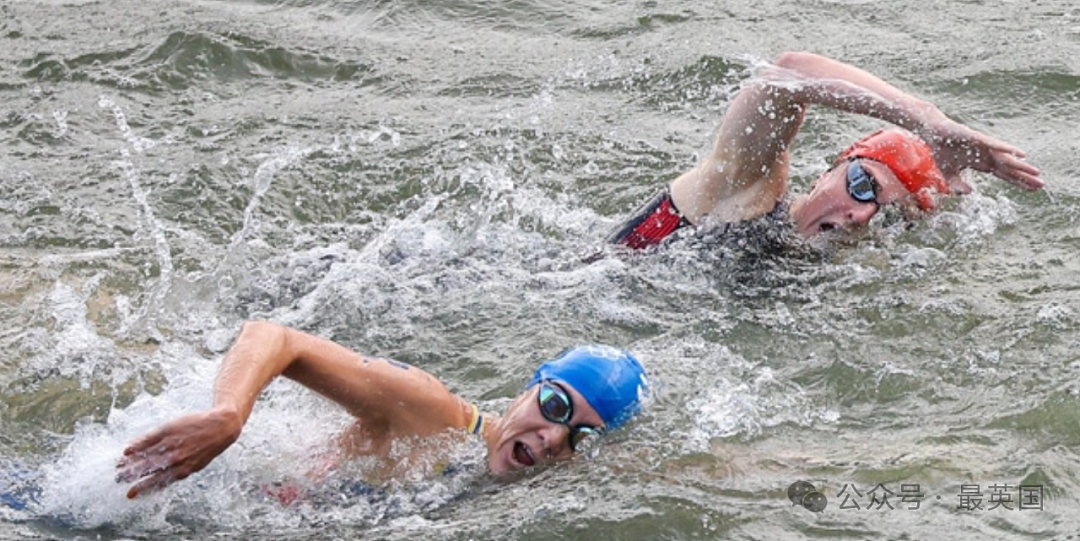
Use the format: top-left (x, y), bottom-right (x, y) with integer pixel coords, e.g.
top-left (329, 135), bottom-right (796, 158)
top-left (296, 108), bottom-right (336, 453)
top-left (769, 51), bottom-right (947, 133)
top-left (211, 322), bottom-right (439, 426)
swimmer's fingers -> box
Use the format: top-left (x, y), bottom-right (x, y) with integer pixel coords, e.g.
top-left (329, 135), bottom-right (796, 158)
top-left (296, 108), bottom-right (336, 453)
top-left (117, 421), bottom-right (175, 460)
top-left (928, 127), bottom-right (1044, 191)
top-left (990, 152), bottom-right (1045, 191)
top-left (969, 130), bottom-right (1027, 159)
top-left (965, 143), bottom-right (1044, 190)
top-left (122, 463), bottom-right (188, 499)
top-left (115, 438), bottom-right (183, 483)
top-left (115, 409), bottom-right (242, 499)
top-left (943, 150), bottom-right (1044, 191)
top-left (115, 427), bottom-right (170, 482)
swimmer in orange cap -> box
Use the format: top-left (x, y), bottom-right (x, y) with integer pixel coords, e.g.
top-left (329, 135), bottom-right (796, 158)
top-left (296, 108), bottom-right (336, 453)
top-left (607, 51), bottom-right (1044, 248)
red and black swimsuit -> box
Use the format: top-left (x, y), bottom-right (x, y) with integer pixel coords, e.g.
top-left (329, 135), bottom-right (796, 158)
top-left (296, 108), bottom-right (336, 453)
top-left (605, 189), bottom-right (690, 249)
top-left (605, 190), bottom-right (800, 259)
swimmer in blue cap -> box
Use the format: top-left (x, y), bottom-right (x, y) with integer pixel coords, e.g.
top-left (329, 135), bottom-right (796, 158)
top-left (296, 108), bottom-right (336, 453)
top-left (489, 344), bottom-right (648, 472)
top-left (116, 322), bottom-right (648, 498)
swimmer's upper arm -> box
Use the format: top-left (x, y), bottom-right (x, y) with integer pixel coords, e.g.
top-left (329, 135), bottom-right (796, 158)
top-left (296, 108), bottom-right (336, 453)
top-left (279, 326), bottom-right (466, 433)
top-left (670, 65), bottom-right (804, 222)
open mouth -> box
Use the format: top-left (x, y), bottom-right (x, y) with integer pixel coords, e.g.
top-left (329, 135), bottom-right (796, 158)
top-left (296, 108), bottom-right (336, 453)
top-left (512, 441), bottom-right (536, 468)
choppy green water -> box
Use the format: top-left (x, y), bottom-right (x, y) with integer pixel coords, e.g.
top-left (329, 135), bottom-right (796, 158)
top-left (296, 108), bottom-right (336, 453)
top-left (3, 0), bottom-right (1080, 540)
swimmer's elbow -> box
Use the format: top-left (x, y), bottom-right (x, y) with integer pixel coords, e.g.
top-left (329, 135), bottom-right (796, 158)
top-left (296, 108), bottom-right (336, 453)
top-left (754, 51), bottom-right (837, 95)
top-left (235, 320), bottom-right (293, 360)
top-left (750, 51), bottom-right (821, 88)
top-left (773, 51), bottom-right (822, 70)
top-left (239, 319), bottom-right (283, 336)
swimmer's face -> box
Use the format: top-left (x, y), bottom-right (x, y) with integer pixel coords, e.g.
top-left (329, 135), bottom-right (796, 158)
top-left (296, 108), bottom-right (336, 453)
top-left (792, 158), bottom-right (916, 237)
top-left (486, 382), bottom-right (604, 474)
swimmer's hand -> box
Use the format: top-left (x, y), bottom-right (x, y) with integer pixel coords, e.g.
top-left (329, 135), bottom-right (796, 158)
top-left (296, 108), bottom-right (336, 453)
top-left (920, 118), bottom-right (1044, 192)
top-left (115, 407), bottom-right (242, 499)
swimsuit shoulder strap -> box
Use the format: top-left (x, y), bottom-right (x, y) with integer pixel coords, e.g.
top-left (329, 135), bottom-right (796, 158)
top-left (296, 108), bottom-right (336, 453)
top-left (467, 403), bottom-right (484, 435)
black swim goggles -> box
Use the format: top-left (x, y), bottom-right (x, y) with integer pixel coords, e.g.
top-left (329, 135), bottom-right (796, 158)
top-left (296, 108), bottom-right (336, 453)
top-left (846, 158), bottom-right (880, 205)
top-left (537, 380), bottom-right (603, 452)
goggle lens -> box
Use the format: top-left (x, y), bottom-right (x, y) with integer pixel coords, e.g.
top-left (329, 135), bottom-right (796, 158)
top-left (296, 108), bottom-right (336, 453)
top-left (847, 159), bottom-right (879, 204)
top-left (538, 383), bottom-right (572, 424)
top-left (537, 381), bottom-right (603, 452)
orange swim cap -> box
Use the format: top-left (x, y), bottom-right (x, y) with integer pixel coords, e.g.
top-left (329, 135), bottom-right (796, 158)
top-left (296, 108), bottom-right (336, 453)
top-left (836, 128), bottom-right (950, 211)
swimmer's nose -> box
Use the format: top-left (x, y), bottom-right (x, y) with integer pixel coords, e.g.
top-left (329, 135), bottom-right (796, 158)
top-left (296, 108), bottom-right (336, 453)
top-left (539, 423), bottom-right (572, 458)
top-left (846, 202), bottom-right (879, 226)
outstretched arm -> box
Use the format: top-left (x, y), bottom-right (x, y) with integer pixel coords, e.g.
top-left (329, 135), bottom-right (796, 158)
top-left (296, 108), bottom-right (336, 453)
top-left (670, 51), bottom-right (1043, 224)
top-left (766, 52), bottom-right (1043, 191)
top-left (116, 321), bottom-right (471, 498)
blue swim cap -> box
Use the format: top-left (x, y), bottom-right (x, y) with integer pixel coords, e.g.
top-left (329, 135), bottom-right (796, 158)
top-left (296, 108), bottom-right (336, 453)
top-left (527, 345), bottom-right (648, 431)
